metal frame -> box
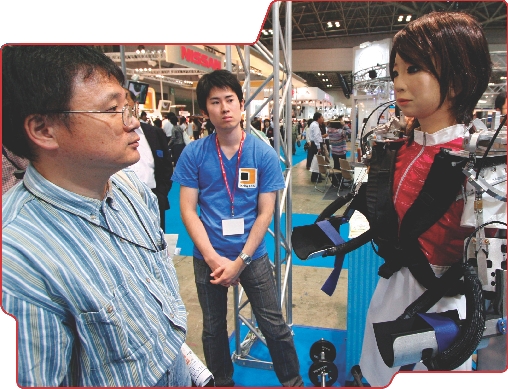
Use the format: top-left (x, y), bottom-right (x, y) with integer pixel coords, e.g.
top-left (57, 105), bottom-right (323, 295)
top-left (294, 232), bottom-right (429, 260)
top-left (227, 1), bottom-right (295, 371)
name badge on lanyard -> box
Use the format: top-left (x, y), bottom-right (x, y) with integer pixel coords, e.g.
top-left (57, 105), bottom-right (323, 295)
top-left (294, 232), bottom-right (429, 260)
top-left (216, 132), bottom-right (246, 236)
top-left (222, 218), bottom-right (245, 236)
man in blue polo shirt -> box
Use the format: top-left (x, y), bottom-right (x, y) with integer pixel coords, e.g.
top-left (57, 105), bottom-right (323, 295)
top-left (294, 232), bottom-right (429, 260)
top-left (172, 69), bottom-right (303, 387)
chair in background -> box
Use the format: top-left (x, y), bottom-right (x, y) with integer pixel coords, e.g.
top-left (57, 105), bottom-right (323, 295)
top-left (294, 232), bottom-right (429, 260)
top-left (338, 159), bottom-right (355, 194)
top-left (314, 154), bottom-right (341, 193)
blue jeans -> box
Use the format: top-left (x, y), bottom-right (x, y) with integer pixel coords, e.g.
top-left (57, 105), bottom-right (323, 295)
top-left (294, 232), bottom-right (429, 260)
top-left (153, 350), bottom-right (192, 387)
top-left (193, 254), bottom-right (303, 387)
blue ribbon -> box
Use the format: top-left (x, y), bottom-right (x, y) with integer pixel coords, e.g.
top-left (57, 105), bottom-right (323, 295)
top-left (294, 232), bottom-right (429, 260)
top-left (316, 220), bottom-right (346, 296)
top-left (418, 312), bottom-right (460, 352)
top-left (399, 312), bottom-right (460, 372)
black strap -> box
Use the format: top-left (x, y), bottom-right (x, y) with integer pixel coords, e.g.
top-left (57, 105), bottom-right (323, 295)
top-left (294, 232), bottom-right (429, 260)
top-left (366, 144), bottom-right (468, 295)
top-left (398, 149), bottom-right (467, 295)
top-left (367, 142), bottom-right (405, 277)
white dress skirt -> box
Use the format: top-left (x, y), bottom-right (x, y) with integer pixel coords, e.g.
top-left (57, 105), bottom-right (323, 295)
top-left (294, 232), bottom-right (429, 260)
top-left (359, 265), bottom-right (471, 387)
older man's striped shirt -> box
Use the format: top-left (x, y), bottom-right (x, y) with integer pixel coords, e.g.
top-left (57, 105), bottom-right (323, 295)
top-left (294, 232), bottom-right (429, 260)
top-left (2, 165), bottom-right (187, 387)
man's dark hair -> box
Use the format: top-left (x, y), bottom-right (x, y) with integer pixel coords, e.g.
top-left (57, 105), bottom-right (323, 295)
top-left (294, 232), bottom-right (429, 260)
top-left (390, 12), bottom-right (492, 125)
top-left (313, 112), bottom-right (322, 121)
top-left (2, 45), bottom-right (125, 159)
top-left (170, 116), bottom-right (179, 126)
top-left (140, 111), bottom-right (147, 118)
top-left (196, 70), bottom-right (244, 115)
top-left (494, 92), bottom-right (506, 111)
top-left (153, 118), bottom-right (162, 128)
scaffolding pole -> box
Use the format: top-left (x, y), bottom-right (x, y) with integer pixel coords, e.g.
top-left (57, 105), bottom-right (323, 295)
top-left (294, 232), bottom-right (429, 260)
top-left (230, 1), bottom-right (294, 372)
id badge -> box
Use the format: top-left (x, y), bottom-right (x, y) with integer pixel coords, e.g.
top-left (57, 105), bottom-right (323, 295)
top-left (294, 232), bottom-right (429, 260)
top-left (222, 218), bottom-right (245, 236)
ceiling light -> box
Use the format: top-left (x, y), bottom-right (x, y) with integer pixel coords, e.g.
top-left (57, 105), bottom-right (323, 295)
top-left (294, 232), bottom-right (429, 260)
top-left (359, 41), bottom-right (371, 49)
top-left (501, 76), bottom-right (507, 80)
top-left (335, 21), bottom-right (340, 27)
top-left (269, 29), bottom-right (273, 35)
top-left (406, 15), bottom-right (412, 22)
top-left (398, 15), bottom-right (403, 22)
top-left (327, 21), bottom-right (332, 28)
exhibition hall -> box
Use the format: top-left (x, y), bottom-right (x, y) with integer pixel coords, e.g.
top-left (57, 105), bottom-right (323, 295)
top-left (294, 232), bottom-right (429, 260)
top-left (2, 1), bottom-right (507, 388)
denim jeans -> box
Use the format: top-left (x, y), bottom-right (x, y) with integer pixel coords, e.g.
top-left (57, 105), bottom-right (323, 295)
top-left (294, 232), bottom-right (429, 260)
top-left (153, 350), bottom-right (192, 387)
top-left (194, 254), bottom-right (303, 387)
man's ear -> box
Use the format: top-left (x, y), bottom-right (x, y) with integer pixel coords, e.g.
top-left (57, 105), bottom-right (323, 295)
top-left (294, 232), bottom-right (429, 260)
top-left (24, 114), bottom-right (60, 151)
top-left (240, 99), bottom-right (245, 112)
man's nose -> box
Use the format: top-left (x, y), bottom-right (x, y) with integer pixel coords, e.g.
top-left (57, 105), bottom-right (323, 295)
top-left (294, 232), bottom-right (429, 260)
top-left (126, 116), bottom-right (140, 130)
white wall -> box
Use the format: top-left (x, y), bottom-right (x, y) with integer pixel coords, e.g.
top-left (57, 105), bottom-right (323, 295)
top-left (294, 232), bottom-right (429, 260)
top-left (292, 48), bottom-right (354, 72)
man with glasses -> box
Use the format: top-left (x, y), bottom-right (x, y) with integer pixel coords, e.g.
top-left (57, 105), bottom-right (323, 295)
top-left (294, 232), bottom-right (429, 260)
top-left (2, 46), bottom-right (191, 387)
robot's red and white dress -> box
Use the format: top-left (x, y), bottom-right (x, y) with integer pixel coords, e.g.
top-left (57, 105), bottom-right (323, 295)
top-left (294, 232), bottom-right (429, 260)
top-left (359, 124), bottom-right (473, 386)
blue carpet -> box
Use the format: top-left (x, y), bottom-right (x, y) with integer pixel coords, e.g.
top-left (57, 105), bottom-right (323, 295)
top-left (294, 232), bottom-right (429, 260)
top-left (229, 324), bottom-right (347, 387)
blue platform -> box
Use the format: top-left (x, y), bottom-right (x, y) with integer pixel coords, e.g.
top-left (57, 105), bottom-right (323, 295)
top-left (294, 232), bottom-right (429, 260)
top-left (229, 324), bottom-right (347, 387)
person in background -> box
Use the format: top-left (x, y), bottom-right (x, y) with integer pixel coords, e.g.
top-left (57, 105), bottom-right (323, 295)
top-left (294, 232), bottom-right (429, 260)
top-left (291, 118), bottom-right (298, 155)
top-left (338, 115), bottom-right (351, 141)
top-left (139, 110), bottom-right (148, 123)
top-left (128, 92), bottom-right (173, 232)
top-left (301, 118), bottom-right (308, 139)
top-left (153, 118), bottom-right (163, 128)
top-left (494, 91), bottom-right (506, 115)
top-left (327, 121), bottom-right (351, 168)
top-left (2, 145), bottom-right (29, 194)
top-left (163, 111), bottom-right (177, 143)
top-left (320, 119), bottom-right (329, 150)
top-left (2, 45), bottom-right (190, 387)
top-left (192, 117), bottom-right (202, 140)
top-left (251, 116), bottom-right (262, 131)
top-left (306, 112), bottom-right (325, 182)
top-left (169, 116), bottom-right (186, 165)
top-left (179, 115), bottom-right (188, 137)
top-left (263, 118), bottom-right (275, 147)
top-left (172, 69), bottom-right (303, 387)
top-left (358, 12), bottom-right (493, 386)
top-left (204, 117), bottom-right (215, 136)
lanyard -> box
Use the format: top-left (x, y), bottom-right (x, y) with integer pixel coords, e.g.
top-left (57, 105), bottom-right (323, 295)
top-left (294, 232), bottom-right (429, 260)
top-left (215, 132), bottom-right (245, 217)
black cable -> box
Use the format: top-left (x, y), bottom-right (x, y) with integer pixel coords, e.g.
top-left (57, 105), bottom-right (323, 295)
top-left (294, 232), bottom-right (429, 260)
top-left (475, 114), bottom-right (507, 179)
top-left (376, 104), bottom-right (393, 125)
top-left (359, 100), bottom-right (396, 154)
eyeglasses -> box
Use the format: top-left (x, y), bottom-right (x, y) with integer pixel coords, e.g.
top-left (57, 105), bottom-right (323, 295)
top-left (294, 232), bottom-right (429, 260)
top-left (48, 104), bottom-right (138, 127)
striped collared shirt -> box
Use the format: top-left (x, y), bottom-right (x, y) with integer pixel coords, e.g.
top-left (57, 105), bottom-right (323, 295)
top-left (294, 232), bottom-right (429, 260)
top-left (2, 165), bottom-right (187, 387)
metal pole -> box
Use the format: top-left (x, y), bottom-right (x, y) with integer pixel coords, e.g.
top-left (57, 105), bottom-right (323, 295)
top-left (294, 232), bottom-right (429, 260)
top-left (285, 1), bottom-right (293, 325)
top-left (226, 46), bottom-right (232, 72)
top-left (120, 45), bottom-right (127, 87)
top-left (158, 54), bottom-right (163, 102)
top-left (272, 2), bottom-right (282, 307)
top-left (244, 45), bottom-right (251, 134)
